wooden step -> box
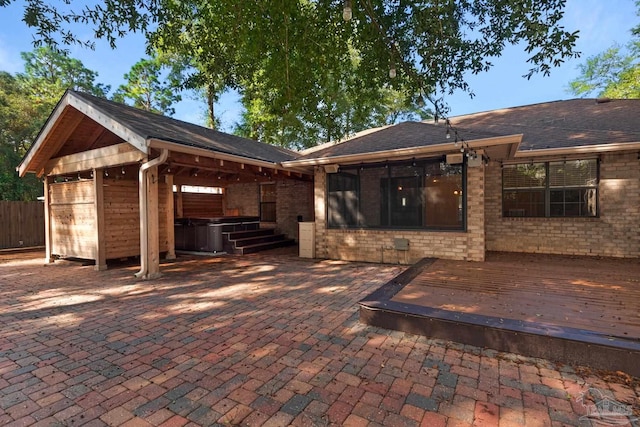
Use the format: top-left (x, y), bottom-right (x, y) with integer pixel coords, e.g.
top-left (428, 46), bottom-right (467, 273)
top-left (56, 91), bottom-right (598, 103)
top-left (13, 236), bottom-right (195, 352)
top-left (234, 239), bottom-right (296, 255)
top-left (232, 234), bottom-right (289, 248)
top-left (224, 229), bottom-right (275, 240)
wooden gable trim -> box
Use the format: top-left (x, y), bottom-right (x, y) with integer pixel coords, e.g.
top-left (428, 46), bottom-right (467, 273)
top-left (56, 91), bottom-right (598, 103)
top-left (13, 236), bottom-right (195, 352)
top-left (67, 93), bottom-right (148, 154)
top-left (45, 142), bottom-right (146, 176)
top-left (18, 97), bottom-right (83, 177)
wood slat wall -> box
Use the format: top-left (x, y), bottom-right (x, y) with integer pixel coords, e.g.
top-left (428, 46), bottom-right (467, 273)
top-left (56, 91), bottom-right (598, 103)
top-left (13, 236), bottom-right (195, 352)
top-left (49, 180), bottom-right (96, 258)
top-left (103, 179), bottom-right (169, 259)
top-left (47, 178), bottom-right (170, 261)
top-left (178, 193), bottom-right (224, 218)
top-left (0, 201), bottom-right (45, 249)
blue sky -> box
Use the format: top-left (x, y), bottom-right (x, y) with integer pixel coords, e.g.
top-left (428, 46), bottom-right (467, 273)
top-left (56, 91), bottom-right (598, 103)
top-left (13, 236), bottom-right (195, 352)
top-left (0, 0), bottom-right (637, 132)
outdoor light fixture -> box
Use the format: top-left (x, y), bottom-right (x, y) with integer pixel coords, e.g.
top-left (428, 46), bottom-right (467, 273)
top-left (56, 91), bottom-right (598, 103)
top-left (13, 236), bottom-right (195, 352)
top-left (342, 0), bottom-right (352, 21)
top-left (389, 66), bottom-right (396, 79)
top-left (121, 167), bottom-right (125, 175)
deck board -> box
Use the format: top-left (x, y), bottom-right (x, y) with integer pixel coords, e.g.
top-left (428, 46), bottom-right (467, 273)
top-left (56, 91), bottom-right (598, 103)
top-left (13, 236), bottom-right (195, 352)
top-left (391, 252), bottom-right (640, 340)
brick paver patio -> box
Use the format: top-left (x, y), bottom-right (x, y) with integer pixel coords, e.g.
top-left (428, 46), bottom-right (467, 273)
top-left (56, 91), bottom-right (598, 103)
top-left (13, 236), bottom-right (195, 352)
top-left (1, 249), bottom-right (638, 426)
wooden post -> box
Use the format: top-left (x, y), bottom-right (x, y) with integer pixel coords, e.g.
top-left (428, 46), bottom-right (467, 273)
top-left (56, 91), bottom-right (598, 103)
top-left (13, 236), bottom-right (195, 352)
top-left (146, 165), bottom-right (161, 279)
top-left (43, 176), bottom-right (54, 264)
top-left (93, 168), bottom-right (107, 271)
top-left (164, 174), bottom-right (176, 260)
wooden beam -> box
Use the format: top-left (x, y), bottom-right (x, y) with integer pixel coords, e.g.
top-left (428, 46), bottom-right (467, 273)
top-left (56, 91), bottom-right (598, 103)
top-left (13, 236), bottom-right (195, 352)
top-left (45, 142), bottom-right (146, 176)
top-left (164, 175), bottom-right (176, 260)
top-left (93, 168), bottom-right (107, 271)
top-left (43, 176), bottom-right (54, 264)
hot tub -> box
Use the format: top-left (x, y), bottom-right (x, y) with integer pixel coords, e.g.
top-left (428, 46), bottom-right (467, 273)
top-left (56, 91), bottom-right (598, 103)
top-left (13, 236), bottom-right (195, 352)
top-left (174, 216), bottom-right (260, 252)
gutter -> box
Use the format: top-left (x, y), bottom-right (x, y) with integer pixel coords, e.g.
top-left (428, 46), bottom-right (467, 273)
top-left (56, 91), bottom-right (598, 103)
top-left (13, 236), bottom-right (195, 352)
top-left (282, 134), bottom-right (523, 168)
top-left (135, 148), bottom-right (168, 279)
top-left (514, 141), bottom-right (640, 158)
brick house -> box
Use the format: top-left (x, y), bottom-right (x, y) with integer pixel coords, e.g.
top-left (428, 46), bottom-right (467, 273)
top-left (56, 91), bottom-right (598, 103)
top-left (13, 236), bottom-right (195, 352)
top-left (283, 98), bottom-right (640, 263)
top-left (19, 94), bottom-right (640, 276)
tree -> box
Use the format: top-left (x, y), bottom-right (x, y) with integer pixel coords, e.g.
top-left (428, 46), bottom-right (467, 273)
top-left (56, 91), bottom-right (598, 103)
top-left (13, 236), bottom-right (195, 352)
top-left (568, 2), bottom-right (639, 98)
top-left (113, 56), bottom-right (182, 115)
top-left (7, 0), bottom-right (580, 146)
top-left (0, 47), bottom-right (108, 200)
top-left (19, 47), bottom-right (109, 116)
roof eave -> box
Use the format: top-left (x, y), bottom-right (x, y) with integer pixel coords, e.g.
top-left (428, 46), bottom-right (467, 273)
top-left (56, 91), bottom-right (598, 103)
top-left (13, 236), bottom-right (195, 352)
top-left (148, 139), bottom-right (311, 175)
top-left (282, 134), bottom-right (523, 168)
top-left (514, 141), bottom-right (640, 158)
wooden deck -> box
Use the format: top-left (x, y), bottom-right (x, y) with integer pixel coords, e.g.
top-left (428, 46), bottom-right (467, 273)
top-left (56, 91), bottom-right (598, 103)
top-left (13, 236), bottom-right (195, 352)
top-left (392, 252), bottom-right (640, 340)
top-left (359, 252), bottom-right (640, 375)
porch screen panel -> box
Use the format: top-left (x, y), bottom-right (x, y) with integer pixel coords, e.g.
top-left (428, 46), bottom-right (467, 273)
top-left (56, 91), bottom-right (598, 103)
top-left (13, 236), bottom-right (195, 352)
top-left (424, 162), bottom-right (464, 228)
top-left (327, 159), bottom-right (466, 230)
top-left (327, 170), bottom-right (359, 227)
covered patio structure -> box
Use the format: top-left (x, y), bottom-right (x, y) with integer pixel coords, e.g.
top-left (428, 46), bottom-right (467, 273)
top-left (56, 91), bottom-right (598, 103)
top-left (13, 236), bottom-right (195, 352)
top-left (360, 251), bottom-right (640, 376)
top-left (17, 91), bottom-right (313, 279)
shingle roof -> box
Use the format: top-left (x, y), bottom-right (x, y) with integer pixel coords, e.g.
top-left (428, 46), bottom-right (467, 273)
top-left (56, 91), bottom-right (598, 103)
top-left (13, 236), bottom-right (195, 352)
top-left (449, 98), bottom-right (640, 151)
top-left (71, 91), bottom-right (297, 163)
top-left (294, 121), bottom-right (500, 160)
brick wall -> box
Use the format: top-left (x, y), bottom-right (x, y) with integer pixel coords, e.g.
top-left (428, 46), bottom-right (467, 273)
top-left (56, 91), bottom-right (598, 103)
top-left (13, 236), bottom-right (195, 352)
top-left (485, 151), bottom-right (640, 258)
top-left (314, 165), bottom-right (485, 264)
top-left (275, 180), bottom-right (314, 241)
top-left (226, 179), bottom-right (313, 241)
top-left (225, 183), bottom-right (259, 216)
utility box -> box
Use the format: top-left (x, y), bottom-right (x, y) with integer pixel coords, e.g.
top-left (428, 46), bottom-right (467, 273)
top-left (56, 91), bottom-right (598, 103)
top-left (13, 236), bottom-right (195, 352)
top-left (299, 222), bottom-right (316, 258)
top-left (393, 238), bottom-right (410, 251)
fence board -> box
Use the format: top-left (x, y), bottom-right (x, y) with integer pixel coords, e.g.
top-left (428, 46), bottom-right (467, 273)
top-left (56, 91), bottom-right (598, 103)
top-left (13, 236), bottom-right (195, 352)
top-left (0, 201), bottom-right (45, 249)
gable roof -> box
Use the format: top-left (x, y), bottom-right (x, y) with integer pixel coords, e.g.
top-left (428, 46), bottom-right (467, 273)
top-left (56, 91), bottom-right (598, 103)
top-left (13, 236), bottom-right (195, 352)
top-left (70, 91), bottom-right (297, 163)
top-left (19, 90), bottom-right (297, 176)
top-left (449, 98), bottom-right (640, 152)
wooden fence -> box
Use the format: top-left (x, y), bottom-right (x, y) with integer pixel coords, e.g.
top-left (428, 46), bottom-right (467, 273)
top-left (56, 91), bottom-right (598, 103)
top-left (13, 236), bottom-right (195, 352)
top-left (0, 201), bottom-right (45, 249)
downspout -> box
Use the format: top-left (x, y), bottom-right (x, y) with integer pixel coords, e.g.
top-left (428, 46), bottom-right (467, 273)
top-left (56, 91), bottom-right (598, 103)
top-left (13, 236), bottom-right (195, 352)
top-left (135, 149), bottom-right (169, 279)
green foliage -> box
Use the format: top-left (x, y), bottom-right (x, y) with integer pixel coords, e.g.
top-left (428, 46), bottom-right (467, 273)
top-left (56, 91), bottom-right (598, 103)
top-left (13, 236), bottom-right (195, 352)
top-left (0, 47), bottom-right (107, 200)
top-left (568, 3), bottom-right (639, 99)
top-left (6, 0), bottom-right (581, 147)
top-left (113, 56), bottom-right (182, 115)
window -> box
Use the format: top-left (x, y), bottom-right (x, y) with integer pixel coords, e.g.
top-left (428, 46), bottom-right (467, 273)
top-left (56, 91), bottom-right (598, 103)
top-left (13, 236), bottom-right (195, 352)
top-left (502, 159), bottom-right (598, 217)
top-left (327, 159), bottom-right (464, 230)
top-left (260, 183), bottom-right (276, 222)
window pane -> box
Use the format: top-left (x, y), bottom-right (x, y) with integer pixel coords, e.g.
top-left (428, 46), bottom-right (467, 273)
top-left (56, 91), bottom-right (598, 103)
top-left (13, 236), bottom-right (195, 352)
top-left (425, 162), bottom-right (463, 228)
top-left (549, 159), bottom-right (597, 188)
top-left (503, 190), bottom-right (545, 217)
top-left (550, 189), bottom-right (597, 217)
top-left (503, 164), bottom-right (546, 188)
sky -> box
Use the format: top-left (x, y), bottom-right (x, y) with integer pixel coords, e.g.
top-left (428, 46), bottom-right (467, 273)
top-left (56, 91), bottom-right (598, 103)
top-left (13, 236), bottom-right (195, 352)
top-left (0, 0), bottom-right (637, 132)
